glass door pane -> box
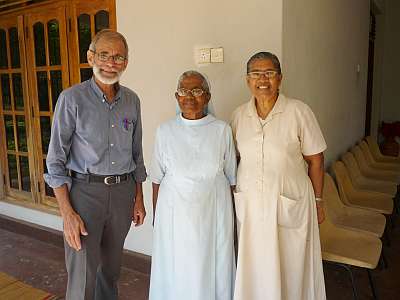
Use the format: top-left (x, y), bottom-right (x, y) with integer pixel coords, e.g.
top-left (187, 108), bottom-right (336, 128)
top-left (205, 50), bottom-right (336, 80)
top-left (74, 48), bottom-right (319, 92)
top-left (25, 5), bottom-right (69, 207)
top-left (72, 2), bottom-right (113, 83)
top-left (0, 29), bottom-right (8, 69)
top-left (0, 16), bottom-right (33, 202)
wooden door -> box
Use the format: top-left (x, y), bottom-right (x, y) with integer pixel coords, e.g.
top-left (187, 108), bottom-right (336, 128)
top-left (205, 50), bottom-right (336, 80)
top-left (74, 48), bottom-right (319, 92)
top-left (0, 0), bottom-right (116, 212)
top-left (24, 4), bottom-right (69, 207)
top-left (68, 0), bottom-right (116, 84)
top-left (0, 14), bottom-right (34, 203)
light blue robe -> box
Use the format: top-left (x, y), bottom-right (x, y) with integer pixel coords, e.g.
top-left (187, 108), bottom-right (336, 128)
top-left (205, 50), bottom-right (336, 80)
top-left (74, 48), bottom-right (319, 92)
top-left (149, 114), bottom-right (237, 300)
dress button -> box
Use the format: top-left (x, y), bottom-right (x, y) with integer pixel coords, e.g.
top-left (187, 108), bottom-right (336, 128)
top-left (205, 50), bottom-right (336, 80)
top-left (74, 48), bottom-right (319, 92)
top-left (111, 124), bottom-right (115, 128)
top-left (111, 161), bottom-right (115, 165)
top-left (110, 143), bottom-right (114, 147)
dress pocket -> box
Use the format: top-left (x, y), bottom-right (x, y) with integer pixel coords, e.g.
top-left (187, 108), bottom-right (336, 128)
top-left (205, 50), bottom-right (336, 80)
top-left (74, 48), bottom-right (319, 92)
top-left (277, 194), bottom-right (304, 228)
top-left (233, 191), bottom-right (245, 223)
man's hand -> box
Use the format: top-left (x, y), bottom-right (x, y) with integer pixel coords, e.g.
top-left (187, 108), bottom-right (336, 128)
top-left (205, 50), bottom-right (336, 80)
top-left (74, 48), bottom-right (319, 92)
top-left (132, 194), bottom-right (146, 226)
top-left (316, 202), bottom-right (325, 224)
top-left (54, 184), bottom-right (88, 251)
top-left (63, 210), bottom-right (88, 251)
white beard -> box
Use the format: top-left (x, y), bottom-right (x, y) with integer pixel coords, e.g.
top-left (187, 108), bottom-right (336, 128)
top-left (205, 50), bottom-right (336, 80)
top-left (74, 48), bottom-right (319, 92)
top-left (93, 65), bottom-right (123, 85)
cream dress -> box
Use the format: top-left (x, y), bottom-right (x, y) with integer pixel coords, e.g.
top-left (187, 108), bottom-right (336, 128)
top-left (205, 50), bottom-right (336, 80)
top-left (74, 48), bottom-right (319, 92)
top-left (231, 94), bottom-right (327, 300)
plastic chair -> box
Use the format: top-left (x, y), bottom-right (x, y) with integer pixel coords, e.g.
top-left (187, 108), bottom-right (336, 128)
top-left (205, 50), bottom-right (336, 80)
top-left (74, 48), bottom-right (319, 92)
top-left (319, 196), bottom-right (382, 299)
top-left (351, 145), bottom-right (400, 184)
top-left (365, 136), bottom-right (400, 164)
top-left (359, 140), bottom-right (400, 172)
top-left (332, 161), bottom-right (393, 215)
top-left (323, 173), bottom-right (386, 238)
top-left (341, 152), bottom-right (397, 197)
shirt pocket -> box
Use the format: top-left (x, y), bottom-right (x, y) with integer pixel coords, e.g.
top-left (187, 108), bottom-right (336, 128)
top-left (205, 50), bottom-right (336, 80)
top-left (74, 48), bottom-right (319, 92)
top-left (277, 194), bottom-right (305, 228)
top-left (121, 118), bottom-right (134, 134)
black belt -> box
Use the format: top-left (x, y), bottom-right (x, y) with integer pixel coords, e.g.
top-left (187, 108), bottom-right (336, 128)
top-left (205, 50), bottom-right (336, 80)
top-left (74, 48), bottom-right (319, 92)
top-left (70, 171), bottom-right (131, 185)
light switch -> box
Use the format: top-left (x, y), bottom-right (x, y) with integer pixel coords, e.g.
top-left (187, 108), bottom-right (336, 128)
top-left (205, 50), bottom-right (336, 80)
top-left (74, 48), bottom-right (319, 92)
top-left (211, 47), bottom-right (224, 63)
top-left (196, 48), bottom-right (211, 64)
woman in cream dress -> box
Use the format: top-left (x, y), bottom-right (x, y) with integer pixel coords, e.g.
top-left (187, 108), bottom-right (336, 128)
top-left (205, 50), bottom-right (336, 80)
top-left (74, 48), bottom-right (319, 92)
top-left (231, 52), bottom-right (327, 300)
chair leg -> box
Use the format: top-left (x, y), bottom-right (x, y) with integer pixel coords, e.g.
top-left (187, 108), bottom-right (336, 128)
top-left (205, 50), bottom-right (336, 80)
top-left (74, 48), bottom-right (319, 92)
top-left (367, 269), bottom-right (378, 300)
top-left (396, 185), bottom-right (400, 213)
top-left (339, 264), bottom-right (358, 300)
top-left (386, 214), bottom-right (395, 230)
top-left (382, 226), bottom-right (391, 247)
top-left (378, 249), bottom-right (388, 269)
top-left (395, 197), bottom-right (400, 215)
top-left (390, 213), bottom-right (396, 229)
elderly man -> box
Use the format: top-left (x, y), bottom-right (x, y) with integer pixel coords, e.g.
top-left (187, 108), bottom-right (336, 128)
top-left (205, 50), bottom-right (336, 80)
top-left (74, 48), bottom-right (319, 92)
top-left (44, 29), bottom-right (146, 300)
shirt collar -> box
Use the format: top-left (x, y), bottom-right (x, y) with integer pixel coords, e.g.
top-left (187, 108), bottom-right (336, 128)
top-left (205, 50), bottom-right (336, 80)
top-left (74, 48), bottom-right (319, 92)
top-left (90, 77), bottom-right (122, 104)
top-left (246, 93), bottom-right (288, 118)
top-left (178, 113), bottom-right (216, 127)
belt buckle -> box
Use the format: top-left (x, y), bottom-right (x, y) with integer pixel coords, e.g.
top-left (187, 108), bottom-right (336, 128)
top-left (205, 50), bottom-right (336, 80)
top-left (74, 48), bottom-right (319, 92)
top-left (104, 176), bottom-right (120, 185)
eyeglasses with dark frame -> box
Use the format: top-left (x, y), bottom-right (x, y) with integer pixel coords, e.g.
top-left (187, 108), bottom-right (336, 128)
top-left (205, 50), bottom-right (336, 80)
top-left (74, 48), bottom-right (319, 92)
top-left (176, 88), bottom-right (206, 97)
top-left (89, 50), bottom-right (127, 65)
top-left (247, 70), bottom-right (279, 79)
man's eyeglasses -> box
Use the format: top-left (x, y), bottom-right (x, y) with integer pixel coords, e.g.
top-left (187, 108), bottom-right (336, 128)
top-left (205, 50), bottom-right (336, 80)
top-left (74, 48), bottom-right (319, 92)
top-left (177, 88), bottom-right (205, 97)
top-left (247, 70), bottom-right (279, 79)
top-left (90, 50), bottom-right (127, 64)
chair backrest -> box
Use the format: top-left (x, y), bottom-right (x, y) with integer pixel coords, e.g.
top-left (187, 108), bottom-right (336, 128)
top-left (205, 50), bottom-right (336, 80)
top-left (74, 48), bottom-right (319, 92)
top-left (323, 173), bottom-right (346, 222)
top-left (359, 140), bottom-right (376, 165)
top-left (351, 145), bottom-right (370, 173)
top-left (332, 161), bottom-right (355, 206)
top-left (365, 136), bottom-right (383, 160)
top-left (341, 152), bottom-right (362, 181)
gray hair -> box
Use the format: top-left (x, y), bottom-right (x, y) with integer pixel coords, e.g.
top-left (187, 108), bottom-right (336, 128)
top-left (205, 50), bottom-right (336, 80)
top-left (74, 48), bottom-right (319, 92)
top-left (246, 51), bottom-right (281, 74)
top-left (177, 70), bottom-right (210, 93)
top-left (89, 29), bottom-right (129, 58)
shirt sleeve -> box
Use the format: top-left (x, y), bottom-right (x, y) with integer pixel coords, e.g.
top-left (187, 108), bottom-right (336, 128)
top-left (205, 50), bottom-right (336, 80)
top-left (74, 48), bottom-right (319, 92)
top-left (132, 98), bottom-right (147, 182)
top-left (43, 92), bottom-right (75, 190)
top-left (223, 125), bottom-right (237, 186)
top-left (149, 126), bottom-right (166, 184)
top-left (298, 103), bottom-right (327, 156)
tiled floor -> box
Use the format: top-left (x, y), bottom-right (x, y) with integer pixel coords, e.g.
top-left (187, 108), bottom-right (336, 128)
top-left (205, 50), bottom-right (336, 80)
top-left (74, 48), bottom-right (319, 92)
top-left (1, 224), bottom-right (399, 299)
top-left (0, 228), bottom-right (149, 300)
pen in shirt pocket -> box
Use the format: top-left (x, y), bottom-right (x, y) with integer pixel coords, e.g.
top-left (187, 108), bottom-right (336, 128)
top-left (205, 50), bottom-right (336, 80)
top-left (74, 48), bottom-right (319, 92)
top-left (122, 117), bottom-right (132, 130)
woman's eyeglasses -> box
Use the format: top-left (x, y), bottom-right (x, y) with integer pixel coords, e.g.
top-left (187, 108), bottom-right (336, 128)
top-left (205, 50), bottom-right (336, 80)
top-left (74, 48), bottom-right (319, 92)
top-left (177, 88), bottom-right (205, 97)
top-left (247, 70), bottom-right (279, 79)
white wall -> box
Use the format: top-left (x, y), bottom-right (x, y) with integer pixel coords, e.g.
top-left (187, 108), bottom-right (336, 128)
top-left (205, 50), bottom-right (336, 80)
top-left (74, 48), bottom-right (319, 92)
top-left (117, 0), bottom-right (284, 255)
top-left (373, 0), bottom-right (385, 12)
top-left (0, 0), bottom-right (284, 256)
top-left (282, 0), bottom-right (370, 164)
top-left (380, 0), bottom-right (400, 122)
top-left (1, 0), bottom-right (375, 257)
top-left (0, 201), bottom-right (63, 230)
